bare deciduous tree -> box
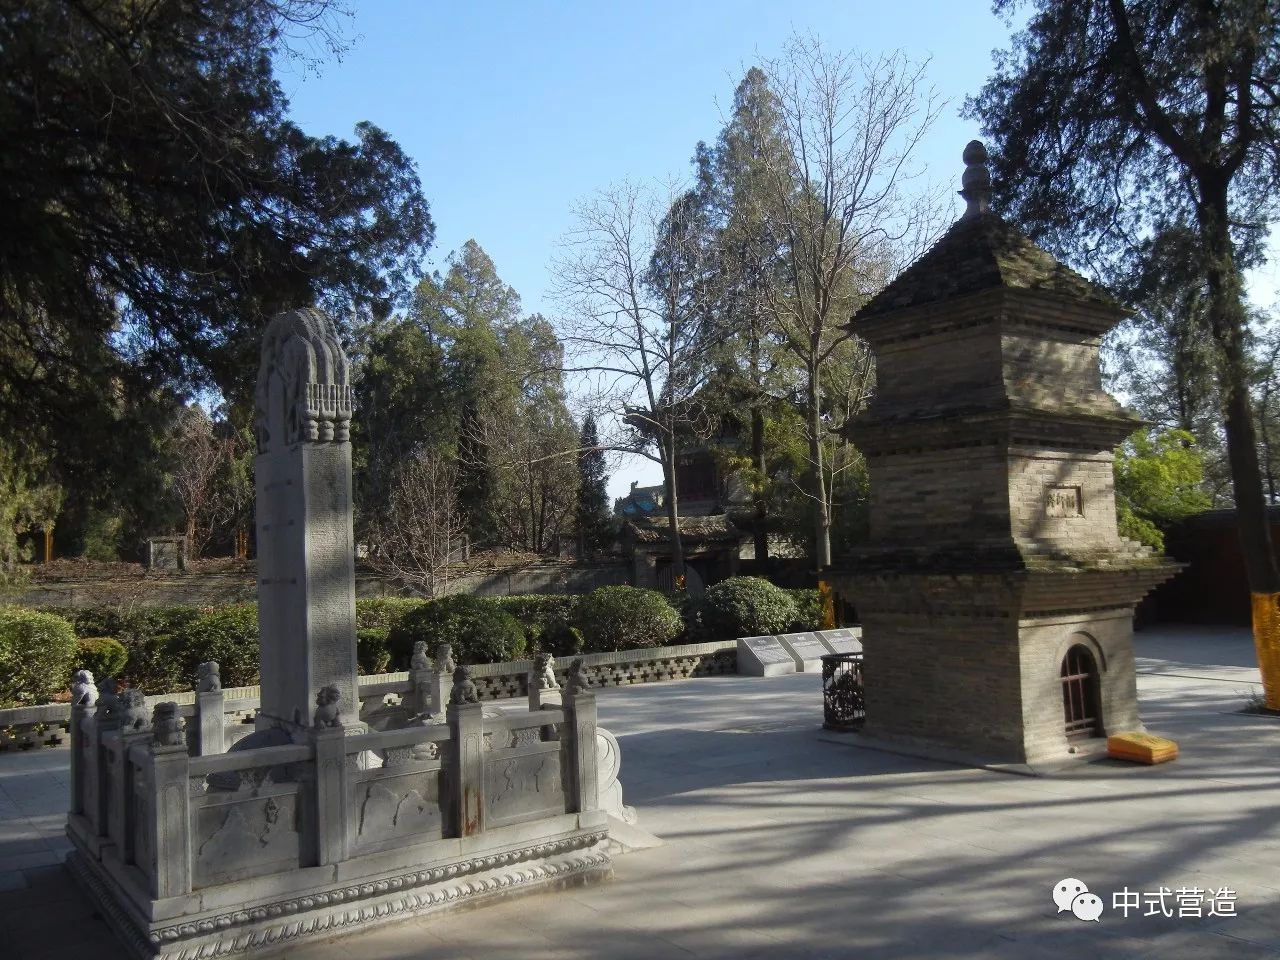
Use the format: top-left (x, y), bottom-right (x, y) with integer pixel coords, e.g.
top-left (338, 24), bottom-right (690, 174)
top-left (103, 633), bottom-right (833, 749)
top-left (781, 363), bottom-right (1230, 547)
top-left (553, 181), bottom-right (717, 578)
top-left (366, 450), bottom-right (468, 597)
top-left (756, 37), bottom-right (945, 566)
top-left (170, 408), bottom-right (238, 559)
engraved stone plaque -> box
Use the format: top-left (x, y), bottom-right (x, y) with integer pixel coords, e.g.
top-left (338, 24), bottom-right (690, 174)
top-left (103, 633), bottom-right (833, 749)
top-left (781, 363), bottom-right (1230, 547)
top-left (736, 636), bottom-right (796, 677)
top-left (818, 628), bottom-right (863, 655)
top-left (778, 633), bottom-right (829, 672)
top-left (1046, 485), bottom-right (1082, 518)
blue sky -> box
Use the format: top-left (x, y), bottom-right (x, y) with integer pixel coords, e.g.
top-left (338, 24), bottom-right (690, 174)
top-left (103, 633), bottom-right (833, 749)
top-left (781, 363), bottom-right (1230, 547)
top-left (282, 2), bottom-right (1276, 499)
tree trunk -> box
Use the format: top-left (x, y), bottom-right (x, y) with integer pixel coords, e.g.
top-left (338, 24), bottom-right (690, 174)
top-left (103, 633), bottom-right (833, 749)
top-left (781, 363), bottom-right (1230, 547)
top-left (808, 361), bottom-right (831, 569)
top-left (661, 437), bottom-right (686, 582)
top-left (751, 404), bottom-right (769, 565)
top-left (1198, 182), bottom-right (1280, 706)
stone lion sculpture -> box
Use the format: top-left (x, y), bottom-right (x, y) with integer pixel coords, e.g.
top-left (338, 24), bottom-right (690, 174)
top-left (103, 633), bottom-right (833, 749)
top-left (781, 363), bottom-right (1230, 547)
top-left (532, 652), bottom-right (558, 691)
top-left (435, 643), bottom-right (456, 674)
top-left (95, 676), bottom-right (120, 722)
top-left (450, 665), bottom-right (479, 705)
top-left (410, 641), bottom-right (430, 671)
top-left (197, 661), bottom-right (221, 693)
top-left (118, 689), bottom-right (150, 732)
top-left (567, 658), bottom-right (590, 695)
top-left (312, 685), bottom-right (342, 728)
top-left (72, 670), bottom-right (98, 707)
top-left (151, 702), bottom-right (185, 747)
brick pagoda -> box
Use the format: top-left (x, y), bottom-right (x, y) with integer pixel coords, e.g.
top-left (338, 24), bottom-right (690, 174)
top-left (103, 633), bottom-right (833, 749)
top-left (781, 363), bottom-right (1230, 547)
top-left (830, 142), bottom-right (1180, 765)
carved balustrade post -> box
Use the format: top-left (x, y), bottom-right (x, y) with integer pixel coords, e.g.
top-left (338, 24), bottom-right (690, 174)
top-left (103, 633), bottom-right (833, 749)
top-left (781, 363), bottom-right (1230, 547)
top-left (146, 737), bottom-right (193, 898)
top-left (310, 726), bottom-right (350, 866)
top-left (69, 701), bottom-right (91, 817)
top-left (447, 700), bottom-right (484, 837)
top-left (408, 664), bottom-right (434, 716)
top-left (192, 661), bottom-right (225, 756)
top-left (563, 686), bottom-right (599, 815)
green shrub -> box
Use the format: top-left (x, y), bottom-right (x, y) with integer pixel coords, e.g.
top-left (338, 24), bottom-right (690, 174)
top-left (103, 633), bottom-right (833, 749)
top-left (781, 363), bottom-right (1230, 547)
top-left (786, 589), bottom-right (825, 631)
top-left (702, 577), bottom-right (798, 637)
top-left (667, 591), bottom-right (714, 642)
top-left (387, 595), bottom-right (527, 667)
top-left (167, 605), bottom-right (260, 688)
top-left (357, 628), bottom-right (392, 675)
top-left (541, 623), bottom-right (585, 657)
top-left (0, 607), bottom-right (79, 707)
top-left (355, 597), bottom-right (426, 632)
top-left (493, 595), bottom-right (579, 654)
top-left (573, 586), bottom-right (682, 653)
top-left (62, 606), bottom-right (203, 693)
top-left (74, 637), bottom-right (129, 679)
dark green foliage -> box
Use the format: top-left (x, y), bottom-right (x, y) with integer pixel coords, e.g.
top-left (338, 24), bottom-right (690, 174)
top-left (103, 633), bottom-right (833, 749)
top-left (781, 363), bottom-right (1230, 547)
top-left (356, 629), bottom-right (392, 675)
top-left (0, 606), bottom-right (78, 706)
top-left (702, 577), bottom-right (797, 638)
top-left (352, 321), bottom-right (454, 534)
top-left (785, 590), bottom-right (824, 631)
top-left (355, 597), bottom-right (427, 632)
top-left (2, 0), bottom-right (434, 527)
top-left (574, 414), bottom-right (613, 552)
top-left (573, 587), bottom-right (683, 654)
top-left (387, 595), bottom-right (526, 667)
top-left (494, 595), bottom-right (581, 655)
top-left (167, 605), bottom-right (260, 688)
top-left (74, 637), bottom-right (129, 679)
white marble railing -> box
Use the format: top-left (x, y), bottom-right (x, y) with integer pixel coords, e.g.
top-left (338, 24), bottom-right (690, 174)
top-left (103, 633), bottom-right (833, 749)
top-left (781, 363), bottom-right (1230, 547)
top-left (0, 640), bottom-right (739, 753)
top-left (66, 688), bottom-right (608, 958)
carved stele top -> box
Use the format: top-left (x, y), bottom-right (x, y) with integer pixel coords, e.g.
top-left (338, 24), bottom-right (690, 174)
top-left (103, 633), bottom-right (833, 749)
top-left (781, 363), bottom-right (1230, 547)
top-left (254, 308), bottom-right (353, 453)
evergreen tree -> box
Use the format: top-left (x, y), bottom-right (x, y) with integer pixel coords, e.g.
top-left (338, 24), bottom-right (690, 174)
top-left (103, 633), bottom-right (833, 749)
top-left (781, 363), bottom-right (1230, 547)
top-left (1, 0), bottom-right (434, 550)
top-left (574, 414), bottom-right (612, 554)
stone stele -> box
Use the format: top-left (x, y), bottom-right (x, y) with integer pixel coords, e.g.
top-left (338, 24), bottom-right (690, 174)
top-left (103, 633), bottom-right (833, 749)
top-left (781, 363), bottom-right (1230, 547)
top-left (253, 307), bottom-right (360, 733)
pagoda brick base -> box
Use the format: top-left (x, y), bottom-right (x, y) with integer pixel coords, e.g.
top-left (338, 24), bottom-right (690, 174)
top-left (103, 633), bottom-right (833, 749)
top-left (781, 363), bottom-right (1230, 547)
top-left (836, 564), bottom-right (1177, 764)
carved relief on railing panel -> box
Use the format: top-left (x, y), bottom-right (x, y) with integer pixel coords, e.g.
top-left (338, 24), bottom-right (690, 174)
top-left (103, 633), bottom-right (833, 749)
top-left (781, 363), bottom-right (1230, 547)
top-left (192, 791), bottom-right (302, 889)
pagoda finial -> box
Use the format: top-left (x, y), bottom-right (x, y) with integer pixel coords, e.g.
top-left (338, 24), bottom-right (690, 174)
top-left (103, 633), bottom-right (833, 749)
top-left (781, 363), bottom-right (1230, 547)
top-left (959, 140), bottom-right (991, 218)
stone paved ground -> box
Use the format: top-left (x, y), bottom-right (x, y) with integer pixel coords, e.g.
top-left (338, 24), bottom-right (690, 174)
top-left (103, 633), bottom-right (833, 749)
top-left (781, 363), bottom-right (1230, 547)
top-left (2, 625), bottom-right (1278, 959)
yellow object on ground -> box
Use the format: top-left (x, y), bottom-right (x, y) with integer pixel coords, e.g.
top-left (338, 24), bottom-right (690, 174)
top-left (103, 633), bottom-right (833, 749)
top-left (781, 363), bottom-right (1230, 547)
top-left (1107, 732), bottom-right (1179, 765)
top-left (1253, 593), bottom-right (1280, 711)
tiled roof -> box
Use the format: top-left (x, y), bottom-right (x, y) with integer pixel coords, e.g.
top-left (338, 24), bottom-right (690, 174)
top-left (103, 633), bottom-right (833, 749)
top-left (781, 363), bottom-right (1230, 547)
top-left (852, 212), bottom-right (1122, 321)
top-left (627, 513), bottom-right (745, 545)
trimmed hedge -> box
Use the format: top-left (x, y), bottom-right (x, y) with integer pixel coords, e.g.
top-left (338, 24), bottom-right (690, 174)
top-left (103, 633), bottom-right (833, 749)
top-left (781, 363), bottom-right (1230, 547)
top-left (573, 586), bottom-right (682, 653)
top-left (355, 597), bottom-right (426, 632)
top-left (75, 637), bottom-right (129, 679)
top-left (167, 605), bottom-right (261, 688)
top-left (50, 606), bottom-right (204, 694)
top-left (702, 577), bottom-right (798, 637)
top-left (0, 606), bottom-right (79, 707)
top-left (387, 595), bottom-right (527, 668)
top-left (493, 595), bottom-right (581, 656)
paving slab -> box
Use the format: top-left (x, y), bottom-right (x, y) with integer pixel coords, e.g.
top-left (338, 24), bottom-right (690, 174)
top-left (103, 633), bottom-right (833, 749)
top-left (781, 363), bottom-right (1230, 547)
top-left (0, 625), bottom-right (1277, 959)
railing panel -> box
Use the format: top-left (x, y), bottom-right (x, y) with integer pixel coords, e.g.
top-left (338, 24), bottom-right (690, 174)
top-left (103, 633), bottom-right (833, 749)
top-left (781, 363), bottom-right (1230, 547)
top-left (190, 783), bottom-right (304, 889)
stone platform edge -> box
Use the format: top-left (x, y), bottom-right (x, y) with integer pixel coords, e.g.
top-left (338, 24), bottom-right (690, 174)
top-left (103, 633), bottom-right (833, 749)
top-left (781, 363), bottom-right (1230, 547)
top-left (66, 820), bottom-right (612, 960)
